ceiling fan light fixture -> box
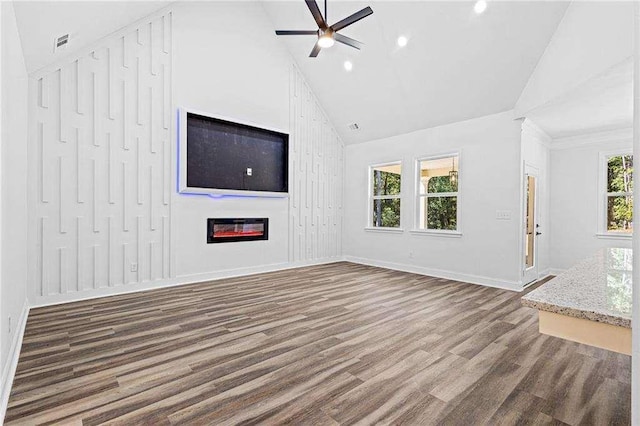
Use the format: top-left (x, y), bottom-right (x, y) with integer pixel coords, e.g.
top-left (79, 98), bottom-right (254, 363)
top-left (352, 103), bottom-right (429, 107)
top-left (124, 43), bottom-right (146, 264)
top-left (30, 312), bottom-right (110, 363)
top-left (474, 0), bottom-right (487, 14)
top-left (318, 33), bottom-right (335, 48)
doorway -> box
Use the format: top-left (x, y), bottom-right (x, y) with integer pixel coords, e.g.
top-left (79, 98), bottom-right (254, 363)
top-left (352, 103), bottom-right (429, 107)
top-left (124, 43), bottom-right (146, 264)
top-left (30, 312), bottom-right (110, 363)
top-left (523, 166), bottom-right (539, 284)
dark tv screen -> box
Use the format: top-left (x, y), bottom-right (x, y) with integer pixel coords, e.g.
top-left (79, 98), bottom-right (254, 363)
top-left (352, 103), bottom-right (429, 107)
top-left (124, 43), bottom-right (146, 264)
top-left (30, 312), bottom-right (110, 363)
top-left (186, 112), bottom-right (288, 193)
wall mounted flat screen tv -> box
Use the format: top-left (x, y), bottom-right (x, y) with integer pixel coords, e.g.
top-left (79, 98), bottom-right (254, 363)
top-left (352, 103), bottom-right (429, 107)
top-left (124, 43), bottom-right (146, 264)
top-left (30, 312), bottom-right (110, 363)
top-left (179, 108), bottom-right (289, 197)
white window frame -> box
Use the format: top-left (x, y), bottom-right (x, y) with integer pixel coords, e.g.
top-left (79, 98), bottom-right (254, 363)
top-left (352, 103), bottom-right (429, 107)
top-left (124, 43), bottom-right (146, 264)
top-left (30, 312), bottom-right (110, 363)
top-left (412, 152), bottom-right (462, 237)
top-left (366, 161), bottom-right (403, 231)
top-left (597, 150), bottom-right (633, 239)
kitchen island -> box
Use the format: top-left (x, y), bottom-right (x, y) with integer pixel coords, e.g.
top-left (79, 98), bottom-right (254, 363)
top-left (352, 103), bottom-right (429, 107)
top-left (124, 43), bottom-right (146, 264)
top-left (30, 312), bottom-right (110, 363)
top-left (522, 247), bottom-right (632, 355)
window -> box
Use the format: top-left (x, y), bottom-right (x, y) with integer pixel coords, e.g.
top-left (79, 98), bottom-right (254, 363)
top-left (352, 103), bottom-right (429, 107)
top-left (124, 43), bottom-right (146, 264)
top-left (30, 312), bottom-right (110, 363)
top-left (417, 154), bottom-right (459, 231)
top-left (370, 163), bottom-right (402, 228)
top-left (602, 153), bottom-right (633, 234)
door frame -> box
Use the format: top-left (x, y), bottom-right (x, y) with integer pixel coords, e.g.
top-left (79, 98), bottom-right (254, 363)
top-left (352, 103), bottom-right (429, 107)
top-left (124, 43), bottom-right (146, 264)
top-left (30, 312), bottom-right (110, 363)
top-left (521, 164), bottom-right (540, 285)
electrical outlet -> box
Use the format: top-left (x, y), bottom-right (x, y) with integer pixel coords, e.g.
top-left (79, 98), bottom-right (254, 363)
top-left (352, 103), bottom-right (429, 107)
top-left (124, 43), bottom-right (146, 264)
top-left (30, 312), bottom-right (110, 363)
top-left (246, 167), bottom-right (252, 176)
top-left (130, 263), bottom-right (138, 272)
top-left (409, 251), bottom-right (414, 259)
top-left (8, 316), bottom-right (12, 334)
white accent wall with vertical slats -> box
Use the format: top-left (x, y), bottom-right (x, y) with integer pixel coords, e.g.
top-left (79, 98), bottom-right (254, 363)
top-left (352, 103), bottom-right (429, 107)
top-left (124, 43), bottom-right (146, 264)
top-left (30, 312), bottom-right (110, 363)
top-left (29, 12), bottom-right (172, 303)
top-left (289, 65), bottom-right (344, 263)
top-left (26, 3), bottom-right (345, 306)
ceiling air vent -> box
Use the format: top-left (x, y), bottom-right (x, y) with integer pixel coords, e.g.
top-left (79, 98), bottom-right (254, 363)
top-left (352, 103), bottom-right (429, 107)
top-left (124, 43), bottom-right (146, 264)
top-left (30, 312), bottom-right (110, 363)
top-left (53, 34), bottom-right (70, 53)
top-left (348, 123), bottom-right (360, 131)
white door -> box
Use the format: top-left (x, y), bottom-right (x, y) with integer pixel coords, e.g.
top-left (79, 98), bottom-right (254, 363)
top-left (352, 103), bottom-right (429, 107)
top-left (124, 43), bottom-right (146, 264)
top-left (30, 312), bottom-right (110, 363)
top-left (523, 167), bottom-right (540, 284)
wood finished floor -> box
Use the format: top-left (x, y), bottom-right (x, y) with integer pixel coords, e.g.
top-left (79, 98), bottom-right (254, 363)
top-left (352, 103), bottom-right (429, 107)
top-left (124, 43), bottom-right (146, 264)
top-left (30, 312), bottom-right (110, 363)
top-left (5, 262), bottom-right (631, 425)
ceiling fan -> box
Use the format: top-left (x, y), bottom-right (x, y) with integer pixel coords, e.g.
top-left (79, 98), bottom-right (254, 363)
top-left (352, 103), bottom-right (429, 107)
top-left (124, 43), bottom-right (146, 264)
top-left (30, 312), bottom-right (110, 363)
top-left (275, 0), bottom-right (373, 57)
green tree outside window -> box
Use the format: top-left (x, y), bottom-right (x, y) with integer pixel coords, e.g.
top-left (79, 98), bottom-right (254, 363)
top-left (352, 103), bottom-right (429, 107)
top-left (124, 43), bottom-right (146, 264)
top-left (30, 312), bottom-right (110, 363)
top-left (419, 156), bottom-right (459, 231)
top-left (371, 166), bottom-right (401, 228)
top-left (606, 155), bottom-right (633, 233)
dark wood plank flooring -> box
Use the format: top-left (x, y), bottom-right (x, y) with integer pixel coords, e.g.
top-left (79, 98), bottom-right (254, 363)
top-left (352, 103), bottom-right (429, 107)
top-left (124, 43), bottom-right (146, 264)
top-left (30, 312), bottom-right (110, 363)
top-left (4, 262), bottom-right (631, 425)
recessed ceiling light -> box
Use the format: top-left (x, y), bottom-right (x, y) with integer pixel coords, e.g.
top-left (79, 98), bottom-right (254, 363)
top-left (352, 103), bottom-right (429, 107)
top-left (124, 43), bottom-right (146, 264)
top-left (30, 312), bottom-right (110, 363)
top-left (397, 36), bottom-right (408, 47)
top-left (474, 0), bottom-right (487, 14)
top-left (344, 61), bottom-right (353, 72)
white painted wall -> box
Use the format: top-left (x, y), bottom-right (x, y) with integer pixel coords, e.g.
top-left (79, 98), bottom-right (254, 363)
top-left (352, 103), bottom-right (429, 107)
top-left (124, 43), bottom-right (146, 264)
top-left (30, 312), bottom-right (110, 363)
top-left (516, 1), bottom-right (633, 117)
top-left (0, 0), bottom-right (29, 417)
top-left (343, 110), bottom-right (523, 290)
top-left (548, 130), bottom-right (633, 272)
top-left (170, 1), bottom-right (288, 279)
top-left (25, 2), bottom-right (344, 306)
top-left (171, 1), bottom-right (343, 282)
top-left (521, 119), bottom-right (551, 278)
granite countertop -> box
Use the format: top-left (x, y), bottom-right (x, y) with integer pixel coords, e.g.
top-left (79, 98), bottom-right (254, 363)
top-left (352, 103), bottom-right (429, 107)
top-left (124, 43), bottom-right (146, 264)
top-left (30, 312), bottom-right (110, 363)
top-left (521, 248), bottom-right (632, 328)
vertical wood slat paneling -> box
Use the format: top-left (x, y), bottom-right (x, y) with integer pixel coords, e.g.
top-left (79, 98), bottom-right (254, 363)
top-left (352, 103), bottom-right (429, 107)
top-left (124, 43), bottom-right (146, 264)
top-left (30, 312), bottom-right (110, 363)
top-left (92, 159), bottom-right (99, 233)
top-left (39, 122), bottom-right (50, 203)
top-left (39, 76), bottom-right (49, 108)
top-left (122, 36), bottom-right (129, 69)
top-left (76, 59), bottom-right (84, 114)
top-left (136, 57), bottom-right (143, 126)
top-left (34, 13), bottom-right (172, 302)
top-left (58, 247), bottom-right (66, 295)
top-left (122, 162), bottom-right (129, 232)
top-left (93, 245), bottom-right (100, 289)
top-left (40, 217), bottom-right (48, 296)
top-left (92, 72), bottom-right (100, 147)
top-left (289, 65), bottom-right (344, 262)
top-left (75, 129), bottom-right (84, 204)
top-left (123, 80), bottom-right (130, 150)
top-left (59, 68), bottom-right (69, 143)
top-left (59, 157), bottom-right (66, 234)
top-left (76, 217), bottom-right (82, 292)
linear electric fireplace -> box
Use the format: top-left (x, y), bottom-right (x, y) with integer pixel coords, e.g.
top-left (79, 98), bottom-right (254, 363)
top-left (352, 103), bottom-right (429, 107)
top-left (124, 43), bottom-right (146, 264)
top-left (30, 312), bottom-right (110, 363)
top-left (207, 218), bottom-right (269, 244)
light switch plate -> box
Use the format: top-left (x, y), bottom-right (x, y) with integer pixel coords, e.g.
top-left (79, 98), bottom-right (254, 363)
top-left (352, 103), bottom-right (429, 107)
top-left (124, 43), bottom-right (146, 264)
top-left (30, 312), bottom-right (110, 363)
top-left (496, 210), bottom-right (512, 220)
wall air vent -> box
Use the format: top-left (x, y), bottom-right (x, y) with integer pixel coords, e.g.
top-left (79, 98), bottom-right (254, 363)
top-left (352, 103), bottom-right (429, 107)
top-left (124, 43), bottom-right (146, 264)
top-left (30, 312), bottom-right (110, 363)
top-left (348, 123), bottom-right (360, 131)
top-left (53, 34), bottom-right (70, 53)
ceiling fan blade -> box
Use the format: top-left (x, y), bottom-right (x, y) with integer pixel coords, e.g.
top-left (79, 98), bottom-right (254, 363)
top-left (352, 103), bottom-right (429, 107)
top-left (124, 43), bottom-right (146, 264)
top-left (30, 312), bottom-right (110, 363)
top-left (309, 42), bottom-right (322, 57)
top-left (334, 33), bottom-right (363, 50)
top-left (305, 0), bottom-right (327, 30)
top-left (330, 6), bottom-right (373, 32)
top-left (275, 30), bottom-right (318, 36)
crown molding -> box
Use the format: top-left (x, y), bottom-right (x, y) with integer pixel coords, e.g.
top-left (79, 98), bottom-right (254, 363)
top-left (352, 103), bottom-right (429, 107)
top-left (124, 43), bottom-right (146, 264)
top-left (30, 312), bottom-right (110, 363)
top-left (521, 118), bottom-right (552, 148)
top-left (551, 127), bottom-right (633, 151)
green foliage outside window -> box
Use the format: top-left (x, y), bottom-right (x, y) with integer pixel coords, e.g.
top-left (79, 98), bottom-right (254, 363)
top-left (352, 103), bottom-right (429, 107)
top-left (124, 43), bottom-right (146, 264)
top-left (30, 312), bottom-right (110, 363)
top-left (427, 175), bottom-right (458, 193)
top-left (607, 155), bottom-right (633, 232)
top-left (426, 195), bottom-right (457, 230)
top-left (421, 171), bottom-right (458, 231)
top-left (372, 169), bottom-right (401, 227)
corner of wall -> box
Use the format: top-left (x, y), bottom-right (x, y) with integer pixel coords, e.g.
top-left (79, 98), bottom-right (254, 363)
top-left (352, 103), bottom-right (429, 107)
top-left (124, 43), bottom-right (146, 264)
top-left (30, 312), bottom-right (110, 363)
top-left (0, 300), bottom-right (28, 423)
top-left (1, 2), bottom-right (30, 421)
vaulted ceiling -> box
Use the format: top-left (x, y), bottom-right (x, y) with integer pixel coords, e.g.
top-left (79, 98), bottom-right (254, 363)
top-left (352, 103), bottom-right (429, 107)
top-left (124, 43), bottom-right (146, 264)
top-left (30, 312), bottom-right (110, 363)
top-left (262, 1), bottom-right (570, 144)
top-left (13, 1), bottom-right (574, 144)
top-left (13, 1), bottom-right (170, 73)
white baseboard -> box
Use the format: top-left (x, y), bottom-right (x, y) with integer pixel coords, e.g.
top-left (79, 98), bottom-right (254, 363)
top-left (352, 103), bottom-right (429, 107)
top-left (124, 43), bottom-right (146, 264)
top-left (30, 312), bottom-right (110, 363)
top-left (0, 301), bottom-right (29, 423)
top-left (343, 256), bottom-right (521, 292)
top-left (538, 268), bottom-right (551, 278)
top-left (30, 257), bottom-right (345, 309)
top-left (549, 268), bottom-right (566, 276)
